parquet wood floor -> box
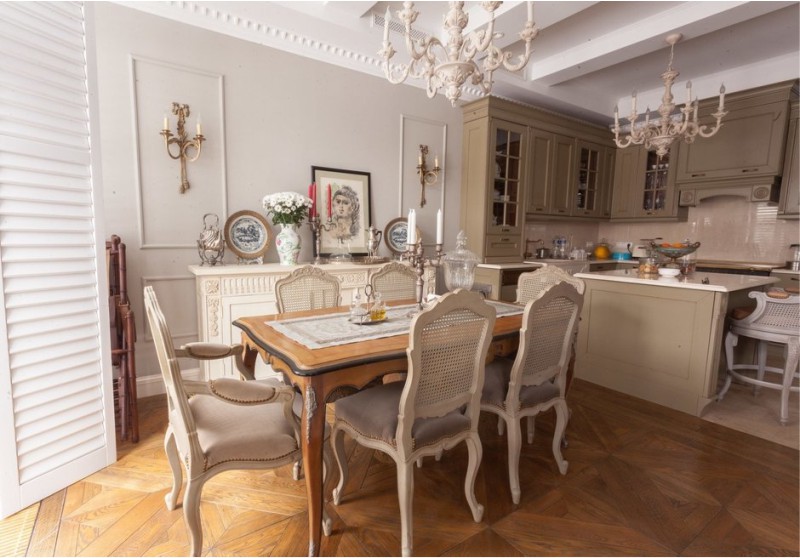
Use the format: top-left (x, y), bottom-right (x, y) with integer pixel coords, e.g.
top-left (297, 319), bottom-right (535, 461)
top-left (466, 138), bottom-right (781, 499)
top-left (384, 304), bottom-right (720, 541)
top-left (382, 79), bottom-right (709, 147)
top-left (9, 379), bottom-right (800, 556)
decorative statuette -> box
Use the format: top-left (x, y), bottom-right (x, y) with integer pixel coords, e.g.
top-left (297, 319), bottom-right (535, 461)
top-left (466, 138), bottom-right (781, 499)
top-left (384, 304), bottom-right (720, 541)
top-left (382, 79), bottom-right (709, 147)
top-left (197, 213), bottom-right (224, 266)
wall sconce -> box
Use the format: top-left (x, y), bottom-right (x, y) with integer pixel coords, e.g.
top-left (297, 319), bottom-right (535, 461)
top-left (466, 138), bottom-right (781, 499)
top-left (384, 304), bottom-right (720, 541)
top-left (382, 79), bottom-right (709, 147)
top-left (160, 102), bottom-right (205, 194)
top-left (416, 144), bottom-right (440, 208)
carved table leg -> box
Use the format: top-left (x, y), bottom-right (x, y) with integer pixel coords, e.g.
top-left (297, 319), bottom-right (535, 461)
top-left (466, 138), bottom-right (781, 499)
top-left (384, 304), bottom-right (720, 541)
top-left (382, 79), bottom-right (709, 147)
top-left (300, 379), bottom-right (325, 557)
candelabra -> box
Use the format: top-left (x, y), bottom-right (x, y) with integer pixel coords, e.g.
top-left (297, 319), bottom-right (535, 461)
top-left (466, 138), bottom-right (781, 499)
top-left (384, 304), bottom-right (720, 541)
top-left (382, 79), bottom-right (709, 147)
top-left (160, 102), bottom-right (205, 194)
top-left (308, 215), bottom-right (335, 264)
top-left (402, 240), bottom-right (444, 313)
top-left (416, 145), bottom-right (440, 208)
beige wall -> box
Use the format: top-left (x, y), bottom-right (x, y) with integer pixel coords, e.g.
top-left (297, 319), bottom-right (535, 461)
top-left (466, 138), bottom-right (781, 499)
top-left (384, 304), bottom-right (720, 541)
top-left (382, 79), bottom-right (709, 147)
top-left (91, 3), bottom-right (464, 385)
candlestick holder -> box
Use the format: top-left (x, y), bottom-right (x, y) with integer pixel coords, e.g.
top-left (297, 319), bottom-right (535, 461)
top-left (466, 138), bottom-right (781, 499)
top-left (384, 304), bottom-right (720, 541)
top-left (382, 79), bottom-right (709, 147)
top-left (308, 215), bottom-right (335, 264)
top-left (416, 144), bottom-right (440, 208)
top-left (402, 240), bottom-right (444, 314)
top-left (160, 102), bottom-right (205, 194)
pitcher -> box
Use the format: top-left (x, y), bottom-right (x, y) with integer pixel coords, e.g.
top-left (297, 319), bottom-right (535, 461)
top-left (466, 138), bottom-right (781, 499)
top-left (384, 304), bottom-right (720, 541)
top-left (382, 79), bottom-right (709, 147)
top-left (366, 225), bottom-right (382, 259)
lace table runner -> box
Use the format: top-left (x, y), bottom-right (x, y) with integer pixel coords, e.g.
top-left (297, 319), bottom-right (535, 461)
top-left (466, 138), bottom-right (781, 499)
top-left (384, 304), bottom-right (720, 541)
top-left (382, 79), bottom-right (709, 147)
top-left (267, 300), bottom-right (523, 349)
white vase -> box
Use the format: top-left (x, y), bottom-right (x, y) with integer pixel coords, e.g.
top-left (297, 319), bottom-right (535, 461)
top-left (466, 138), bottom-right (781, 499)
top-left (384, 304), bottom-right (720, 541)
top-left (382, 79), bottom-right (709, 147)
top-left (275, 223), bottom-right (301, 266)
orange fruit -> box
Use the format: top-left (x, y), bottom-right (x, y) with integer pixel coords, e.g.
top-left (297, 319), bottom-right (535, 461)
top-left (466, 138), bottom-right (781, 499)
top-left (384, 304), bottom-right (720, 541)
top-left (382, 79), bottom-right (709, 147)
top-left (672, 242), bottom-right (684, 248)
top-left (660, 243), bottom-right (671, 248)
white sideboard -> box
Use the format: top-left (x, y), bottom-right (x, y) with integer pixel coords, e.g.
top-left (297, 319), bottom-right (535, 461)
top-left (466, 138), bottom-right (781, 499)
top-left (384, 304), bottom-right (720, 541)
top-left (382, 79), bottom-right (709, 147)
top-left (189, 262), bottom-right (427, 380)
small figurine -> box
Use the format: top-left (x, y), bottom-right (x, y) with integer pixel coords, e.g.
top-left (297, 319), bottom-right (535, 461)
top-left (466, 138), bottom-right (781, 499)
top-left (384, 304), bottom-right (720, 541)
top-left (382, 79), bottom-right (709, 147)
top-left (197, 213), bottom-right (224, 266)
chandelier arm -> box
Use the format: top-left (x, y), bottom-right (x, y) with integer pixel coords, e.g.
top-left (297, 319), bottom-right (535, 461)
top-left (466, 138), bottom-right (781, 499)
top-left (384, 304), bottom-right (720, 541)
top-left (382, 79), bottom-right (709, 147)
top-left (696, 116), bottom-right (726, 138)
top-left (383, 60), bottom-right (415, 85)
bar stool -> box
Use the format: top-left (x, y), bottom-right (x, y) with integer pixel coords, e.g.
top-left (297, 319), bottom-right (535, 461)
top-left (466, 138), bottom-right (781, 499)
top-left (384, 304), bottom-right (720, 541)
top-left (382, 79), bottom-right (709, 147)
top-left (718, 290), bottom-right (800, 425)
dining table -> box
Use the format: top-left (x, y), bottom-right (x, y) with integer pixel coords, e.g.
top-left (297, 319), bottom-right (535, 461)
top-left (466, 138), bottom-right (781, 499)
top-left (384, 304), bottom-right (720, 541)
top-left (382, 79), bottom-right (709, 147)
top-left (233, 298), bottom-right (524, 556)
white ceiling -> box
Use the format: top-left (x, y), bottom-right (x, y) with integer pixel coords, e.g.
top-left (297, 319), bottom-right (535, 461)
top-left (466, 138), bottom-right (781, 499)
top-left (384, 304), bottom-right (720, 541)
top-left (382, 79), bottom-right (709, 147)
top-left (119, 1), bottom-right (800, 125)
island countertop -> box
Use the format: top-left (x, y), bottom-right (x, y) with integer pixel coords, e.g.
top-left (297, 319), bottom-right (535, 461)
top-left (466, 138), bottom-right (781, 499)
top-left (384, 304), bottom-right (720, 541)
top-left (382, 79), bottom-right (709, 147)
top-left (574, 268), bottom-right (779, 292)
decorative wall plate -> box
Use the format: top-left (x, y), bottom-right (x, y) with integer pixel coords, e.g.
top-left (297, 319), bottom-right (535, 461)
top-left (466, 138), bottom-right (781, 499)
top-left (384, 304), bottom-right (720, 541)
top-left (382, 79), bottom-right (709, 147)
top-left (224, 210), bottom-right (272, 261)
top-left (383, 217), bottom-right (422, 256)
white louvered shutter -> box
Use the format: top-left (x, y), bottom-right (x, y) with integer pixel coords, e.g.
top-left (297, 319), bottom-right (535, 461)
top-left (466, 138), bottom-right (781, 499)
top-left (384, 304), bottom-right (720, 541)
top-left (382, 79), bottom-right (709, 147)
top-left (0, 1), bottom-right (115, 517)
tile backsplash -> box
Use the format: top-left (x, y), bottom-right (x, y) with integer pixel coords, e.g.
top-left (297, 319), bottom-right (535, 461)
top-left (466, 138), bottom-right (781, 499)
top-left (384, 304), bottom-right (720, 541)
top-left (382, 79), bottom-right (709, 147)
top-left (526, 197), bottom-right (799, 263)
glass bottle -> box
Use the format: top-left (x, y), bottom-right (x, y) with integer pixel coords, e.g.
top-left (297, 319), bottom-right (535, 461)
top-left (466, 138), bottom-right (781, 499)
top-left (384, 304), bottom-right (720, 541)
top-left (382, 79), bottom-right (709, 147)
top-left (350, 288), bottom-right (366, 322)
top-left (369, 292), bottom-right (386, 321)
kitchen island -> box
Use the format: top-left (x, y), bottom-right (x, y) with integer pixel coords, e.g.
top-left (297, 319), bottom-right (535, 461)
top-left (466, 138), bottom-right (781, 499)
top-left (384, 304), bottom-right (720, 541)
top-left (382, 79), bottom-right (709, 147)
top-left (573, 268), bottom-right (779, 417)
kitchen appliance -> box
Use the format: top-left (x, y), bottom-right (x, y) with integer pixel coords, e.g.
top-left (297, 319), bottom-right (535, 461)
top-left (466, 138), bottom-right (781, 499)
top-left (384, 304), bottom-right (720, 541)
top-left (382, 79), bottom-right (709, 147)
top-left (631, 238), bottom-right (661, 258)
top-left (611, 242), bottom-right (632, 260)
top-left (789, 244), bottom-right (800, 271)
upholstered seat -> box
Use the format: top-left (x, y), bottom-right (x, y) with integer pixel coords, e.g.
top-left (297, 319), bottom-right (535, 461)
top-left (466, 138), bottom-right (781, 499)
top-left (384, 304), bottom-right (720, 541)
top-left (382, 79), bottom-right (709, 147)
top-left (330, 289), bottom-right (496, 557)
top-left (481, 282), bottom-right (584, 504)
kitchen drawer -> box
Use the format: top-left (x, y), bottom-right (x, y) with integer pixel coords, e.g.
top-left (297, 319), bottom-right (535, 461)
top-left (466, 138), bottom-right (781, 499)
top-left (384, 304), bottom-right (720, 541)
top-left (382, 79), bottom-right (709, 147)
top-left (590, 262), bottom-right (618, 271)
top-left (485, 234), bottom-right (522, 259)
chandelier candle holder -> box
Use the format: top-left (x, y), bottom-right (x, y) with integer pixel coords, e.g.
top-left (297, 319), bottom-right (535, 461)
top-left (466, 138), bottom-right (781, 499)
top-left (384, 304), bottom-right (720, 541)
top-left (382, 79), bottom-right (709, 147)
top-left (613, 33), bottom-right (727, 159)
top-left (416, 145), bottom-right (440, 208)
top-left (402, 209), bottom-right (445, 313)
top-left (161, 102), bottom-right (205, 194)
top-left (380, 1), bottom-right (539, 106)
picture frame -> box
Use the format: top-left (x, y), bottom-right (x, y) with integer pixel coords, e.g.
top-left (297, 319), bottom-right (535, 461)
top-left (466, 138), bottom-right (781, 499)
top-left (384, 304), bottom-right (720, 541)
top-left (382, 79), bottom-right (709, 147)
top-left (224, 210), bottom-right (272, 263)
top-left (383, 217), bottom-right (422, 256)
top-left (311, 166), bottom-right (371, 257)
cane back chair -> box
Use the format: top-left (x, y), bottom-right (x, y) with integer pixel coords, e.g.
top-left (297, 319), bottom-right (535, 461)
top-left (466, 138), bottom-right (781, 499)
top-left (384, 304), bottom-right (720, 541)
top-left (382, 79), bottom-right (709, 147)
top-left (481, 282), bottom-right (584, 504)
top-left (275, 264), bottom-right (341, 313)
top-left (369, 261), bottom-right (417, 301)
top-left (143, 286), bottom-right (330, 556)
top-left (330, 289), bottom-right (496, 556)
top-left (718, 290), bottom-right (800, 425)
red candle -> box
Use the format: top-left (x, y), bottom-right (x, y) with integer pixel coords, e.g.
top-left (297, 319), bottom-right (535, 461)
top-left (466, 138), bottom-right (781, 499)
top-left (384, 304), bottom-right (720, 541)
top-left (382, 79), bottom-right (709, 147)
top-left (308, 182), bottom-right (316, 217)
top-left (327, 184), bottom-right (332, 219)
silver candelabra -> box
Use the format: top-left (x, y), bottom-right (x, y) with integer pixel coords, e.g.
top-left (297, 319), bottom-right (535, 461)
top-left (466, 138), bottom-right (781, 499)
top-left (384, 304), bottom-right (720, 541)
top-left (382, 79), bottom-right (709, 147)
top-left (402, 240), bottom-right (444, 313)
top-left (308, 215), bottom-right (335, 264)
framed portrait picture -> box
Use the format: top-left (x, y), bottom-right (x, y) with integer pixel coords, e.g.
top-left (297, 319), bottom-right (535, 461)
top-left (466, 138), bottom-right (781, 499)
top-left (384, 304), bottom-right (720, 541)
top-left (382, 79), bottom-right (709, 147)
top-left (311, 166), bottom-right (371, 257)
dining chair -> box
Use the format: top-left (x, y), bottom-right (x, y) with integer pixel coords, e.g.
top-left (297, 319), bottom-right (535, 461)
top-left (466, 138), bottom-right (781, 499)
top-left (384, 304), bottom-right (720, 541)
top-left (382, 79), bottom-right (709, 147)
top-left (369, 261), bottom-right (417, 301)
top-left (143, 286), bottom-right (331, 556)
top-left (718, 290), bottom-right (799, 425)
top-left (275, 264), bottom-right (341, 313)
top-left (481, 282), bottom-right (584, 504)
top-left (329, 289), bottom-right (496, 557)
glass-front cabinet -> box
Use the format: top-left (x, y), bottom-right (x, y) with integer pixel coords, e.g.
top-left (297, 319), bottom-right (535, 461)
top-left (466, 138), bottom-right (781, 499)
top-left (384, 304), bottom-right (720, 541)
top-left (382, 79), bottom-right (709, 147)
top-left (489, 122), bottom-right (526, 235)
top-left (573, 141), bottom-right (604, 217)
top-left (611, 143), bottom-right (683, 221)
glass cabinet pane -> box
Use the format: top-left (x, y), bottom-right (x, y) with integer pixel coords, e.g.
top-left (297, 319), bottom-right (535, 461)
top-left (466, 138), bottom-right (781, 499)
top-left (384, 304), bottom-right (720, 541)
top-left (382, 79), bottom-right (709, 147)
top-left (492, 125), bottom-right (523, 228)
top-left (643, 150), bottom-right (670, 212)
top-left (576, 145), bottom-right (600, 211)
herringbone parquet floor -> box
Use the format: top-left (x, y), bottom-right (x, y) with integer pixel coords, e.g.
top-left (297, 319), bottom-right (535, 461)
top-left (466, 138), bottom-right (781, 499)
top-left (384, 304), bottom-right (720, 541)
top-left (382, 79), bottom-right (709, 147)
top-left (8, 379), bottom-right (800, 556)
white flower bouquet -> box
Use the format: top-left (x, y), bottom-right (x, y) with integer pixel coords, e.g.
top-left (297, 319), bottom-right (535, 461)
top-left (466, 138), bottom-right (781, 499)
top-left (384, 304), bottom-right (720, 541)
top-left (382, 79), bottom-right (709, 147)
top-left (262, 192), bottom-right (312, 226)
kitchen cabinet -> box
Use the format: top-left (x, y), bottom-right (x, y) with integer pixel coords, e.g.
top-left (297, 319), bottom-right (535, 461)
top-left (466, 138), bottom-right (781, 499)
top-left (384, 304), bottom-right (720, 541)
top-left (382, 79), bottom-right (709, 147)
top-left (610, 143), bottom-right (686, 221)
top-left (474, 263), bottom-right (540, 302)
top-left (572, 140), bottom-right (607, 218)
top-left (527, 129), bottom-right (574, 216)
top-left (675, 82), bottom-right (793, 184)
top-left (779, 100), bottom-right (799, 218)
top-left (461, 116), bottom-right (527, 262)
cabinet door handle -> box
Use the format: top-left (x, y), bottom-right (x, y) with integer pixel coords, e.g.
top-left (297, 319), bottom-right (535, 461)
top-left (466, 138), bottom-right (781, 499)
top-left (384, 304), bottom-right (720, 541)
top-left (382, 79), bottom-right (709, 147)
top-left (557, 209), bottom-right (566, 213)
top-left (500, 237), bottom-right (510, 242)
top-left (691, 173), bottom-right (706, 177)
top-left (741, 168), bottom-right (760, 173)
top-left (533, 206), bottom-right (544, 211)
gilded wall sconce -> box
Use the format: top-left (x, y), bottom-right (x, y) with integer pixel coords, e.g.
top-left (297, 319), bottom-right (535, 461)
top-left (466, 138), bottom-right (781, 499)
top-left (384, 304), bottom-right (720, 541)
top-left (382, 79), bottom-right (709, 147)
top-left (160, 102), bottom-right (205, 194)
top-left (416, 144), bottom-right (440, 208)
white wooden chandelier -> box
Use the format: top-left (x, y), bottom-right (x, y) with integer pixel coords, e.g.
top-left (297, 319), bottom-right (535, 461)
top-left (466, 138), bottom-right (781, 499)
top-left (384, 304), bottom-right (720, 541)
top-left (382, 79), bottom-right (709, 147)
top-left (613, 33), bottom-right (728, 159)
top-left (379, 1), bottom-right (539, 106)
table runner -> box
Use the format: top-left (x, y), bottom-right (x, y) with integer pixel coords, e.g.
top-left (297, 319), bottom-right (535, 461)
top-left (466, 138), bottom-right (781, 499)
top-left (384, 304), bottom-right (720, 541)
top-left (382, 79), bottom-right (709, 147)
top-left (267, 300), bottom-right (524, 349)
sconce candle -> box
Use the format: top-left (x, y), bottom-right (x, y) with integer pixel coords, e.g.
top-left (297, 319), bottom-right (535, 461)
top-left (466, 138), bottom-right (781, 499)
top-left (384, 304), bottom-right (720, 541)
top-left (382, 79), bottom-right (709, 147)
top-left (415, 144), bottom-right (441, 208)
top-left (160, 102), bottom-right (205, 194)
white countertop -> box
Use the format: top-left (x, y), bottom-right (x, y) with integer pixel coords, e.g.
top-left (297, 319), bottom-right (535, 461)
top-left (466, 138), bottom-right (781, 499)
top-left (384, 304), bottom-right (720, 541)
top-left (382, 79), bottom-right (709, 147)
top-left (771, 268), bottom-right (800, 276)
top-left (575, 268), bottom-right (779, 292)
top-left (477, 263), bottom-right (541, 270)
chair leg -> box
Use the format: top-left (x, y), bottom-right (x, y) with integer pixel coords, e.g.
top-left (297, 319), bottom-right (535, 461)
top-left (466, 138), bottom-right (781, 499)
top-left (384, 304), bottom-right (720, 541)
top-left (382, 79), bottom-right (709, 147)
top-left (780, 342), bottom-right (799, 426)
top-left (552, 400), bottom-right (570, 475)
top-left (397, 460), bottom-right (415, 558)
top-left (505, 416), bottom-right (522, 505)
top-left (464, 433), bottom-right (485, 522)
top-left (526, 416), bottom-right (535, 444)
top-left (330, 426), bottom-right (348, 506)
top-left (183, 476), bottom-right (205, 557)
top-left (164, 429), bottom-right (182, 511)
top-left (497, 415), bottom-right (505, 436)
top-left (718, 332), bottom-right (738, 401)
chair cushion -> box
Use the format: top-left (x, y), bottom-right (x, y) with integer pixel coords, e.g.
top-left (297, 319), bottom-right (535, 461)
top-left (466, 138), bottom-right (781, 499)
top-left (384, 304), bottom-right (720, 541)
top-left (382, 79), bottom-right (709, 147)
top-left (482, 357), bottom-right (560, 410)
top-left (334, 382), bottom-right (470, 449)
top-left (189, 394), bottom-right (299, 470)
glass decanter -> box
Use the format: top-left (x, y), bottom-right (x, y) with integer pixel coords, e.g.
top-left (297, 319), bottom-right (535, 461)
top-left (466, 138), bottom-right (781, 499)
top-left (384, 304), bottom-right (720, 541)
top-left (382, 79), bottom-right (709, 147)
top-left (443, 230), bottom-right (478, 292)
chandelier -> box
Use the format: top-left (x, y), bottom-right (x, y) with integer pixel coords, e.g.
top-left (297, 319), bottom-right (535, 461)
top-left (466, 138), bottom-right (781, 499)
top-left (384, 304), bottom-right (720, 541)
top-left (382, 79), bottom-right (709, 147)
top-left (613, 33), bottom-right (727, 159)
top-left (379, 1), bottom-right (539, 106)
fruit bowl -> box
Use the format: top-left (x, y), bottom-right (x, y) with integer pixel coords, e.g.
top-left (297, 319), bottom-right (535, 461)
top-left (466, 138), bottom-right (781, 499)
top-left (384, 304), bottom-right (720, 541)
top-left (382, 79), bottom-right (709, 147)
top-left (649, 241), bottom-right (701, 260)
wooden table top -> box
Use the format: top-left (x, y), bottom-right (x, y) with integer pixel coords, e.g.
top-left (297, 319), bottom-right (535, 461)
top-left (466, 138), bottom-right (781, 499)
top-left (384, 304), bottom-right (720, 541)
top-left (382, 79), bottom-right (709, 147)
top-left (234, 301), bottom-right (523, 377)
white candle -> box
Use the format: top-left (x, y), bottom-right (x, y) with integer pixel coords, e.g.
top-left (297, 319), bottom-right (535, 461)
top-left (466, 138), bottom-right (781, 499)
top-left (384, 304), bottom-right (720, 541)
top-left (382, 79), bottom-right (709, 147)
top-left (418, 154), bottom-right (423, 166)
top-left (407, 209), bottom-right (416, 245)
top-left (383, 8), bottom-right (390, 42)
top-left (434, 155), bottom-right (439, 168)
top-left (527, 1), bottom-right (533, 22)
top-left (196, 116), bottom-right (202, 136)
top-left (163, 114), bottom-right (168, 130)
top-left (631, 90), bottom-right (637, 115)
top-left (614, 105), bottom-right (619, 129)
top-left (436, 209), bottom-right (443, 245)
top-left (686, 80), bottom-right (692, 104)
top-left (719, 84), bottom-right (726, 111)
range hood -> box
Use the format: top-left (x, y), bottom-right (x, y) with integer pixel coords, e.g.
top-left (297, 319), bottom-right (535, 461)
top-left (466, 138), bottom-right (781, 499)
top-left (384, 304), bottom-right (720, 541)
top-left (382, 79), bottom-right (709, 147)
top-left (678, 177), bottom-right (780, 207)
